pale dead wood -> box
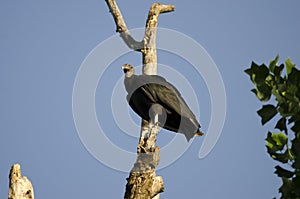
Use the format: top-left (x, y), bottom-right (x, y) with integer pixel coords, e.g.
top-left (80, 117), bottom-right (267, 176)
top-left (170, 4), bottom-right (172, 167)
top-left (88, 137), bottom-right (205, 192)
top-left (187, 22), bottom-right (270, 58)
top-left (8, 164), bottom-right (34, 199)
top-left (105, 0), bottom-right (143, 51)
top-left (142, 3), bottom-right (175, 75)
top-left (105, 1), bottom-right (174, 198)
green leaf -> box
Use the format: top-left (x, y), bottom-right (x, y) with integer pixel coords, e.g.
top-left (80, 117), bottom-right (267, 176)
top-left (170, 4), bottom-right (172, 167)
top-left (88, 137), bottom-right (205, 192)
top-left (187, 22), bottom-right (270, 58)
top-left (291, 120), bottom-right (300, 133)
top-left (284, 84), bottom-right (298, 100)
top-left (273, 88), bottom-right (286, 104)
top-left (267, 146), bottom-right (293, 163)
top-left (288, 101), bottom-right (300, 115)
top-left (275, 117), bottom-right (287, 133)
top-left (293, 176), bottom-right (300, 196)
top-left (275, 165), bottom-right (294, 178)
top-left (266, 132), bottom-right (277, 150)
top-left (273, 132), bottom-right (288, 147)
top-left (274, 64), bottom-right (284, 78)
top-left (253, 64), bottom-right (269, 84)
top-left (285, 58), bottom-right (296, 75)
top-left (251, 88), bottom-right (257, 95)
top-left (278, 101), bottom-right (300, 119)
top-left (287, 67), bottom-right (300, 87)
top-left (291, 133), bottom-right (300, 161)
top-left (275, 152), bottom-right (291, 163)
top-left (279, 178), bottom-right (295, 198)
top-left (266, 132), bottom-right (287, 151)
top-left (244, 62), bottom-right (258, 79)
top-left (293, 157), bottom-right (300, 170)
top-left (255, 84), bottom-right (272, 101)
top-left (245, 62), bottom-right (270, 84)
top-left (269, 55), bottom-right (279, 73)
top-left (288, 115), bottom-right (297, 124)
top-left (278, 105), bottom-right (289, 118)
top-left (244, 68), bottom-right (252, 76)
top-left (257, 104), bottom-right (278, 125)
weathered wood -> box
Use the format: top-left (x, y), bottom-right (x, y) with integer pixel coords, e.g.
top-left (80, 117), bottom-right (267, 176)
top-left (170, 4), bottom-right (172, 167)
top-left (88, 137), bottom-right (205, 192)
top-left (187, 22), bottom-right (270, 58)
top-left (105, 0), bottom-right (143, 51)
top-left (142, 3), bottom-right (175, 75)
top-left (105, 1), bottom-right (174, 198)
top-left (8, 164), bottom-right (34, 199)
top-left (124, 146), bottom-right (164, 199)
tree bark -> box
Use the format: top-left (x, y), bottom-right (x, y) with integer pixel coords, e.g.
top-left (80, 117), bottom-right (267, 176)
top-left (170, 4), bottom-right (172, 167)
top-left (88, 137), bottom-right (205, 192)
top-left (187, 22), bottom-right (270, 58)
top-left (105, 1), bottom-right (174, 198)
top-left (8, 164), bottom-right (34, 199)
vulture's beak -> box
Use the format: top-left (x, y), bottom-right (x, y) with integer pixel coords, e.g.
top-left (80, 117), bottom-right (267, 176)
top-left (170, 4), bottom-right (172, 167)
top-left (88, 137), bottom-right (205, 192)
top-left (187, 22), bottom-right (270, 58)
top-left (121, 66), bottom-right (128, 73)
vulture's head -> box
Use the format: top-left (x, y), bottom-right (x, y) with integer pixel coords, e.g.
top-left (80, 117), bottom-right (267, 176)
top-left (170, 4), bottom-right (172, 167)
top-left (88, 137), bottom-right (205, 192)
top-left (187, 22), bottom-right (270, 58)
top-left (122, 64), bottom-right (135, 78)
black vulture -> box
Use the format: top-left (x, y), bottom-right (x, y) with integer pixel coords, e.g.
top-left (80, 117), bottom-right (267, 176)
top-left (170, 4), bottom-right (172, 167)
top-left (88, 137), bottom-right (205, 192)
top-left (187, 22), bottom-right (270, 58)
top-left (122, 64), bottom-right (204, 141)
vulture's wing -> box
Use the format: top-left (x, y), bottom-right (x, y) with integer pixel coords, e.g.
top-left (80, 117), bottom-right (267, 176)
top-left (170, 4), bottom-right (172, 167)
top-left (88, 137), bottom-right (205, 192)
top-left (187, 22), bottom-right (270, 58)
top-left (144, 75), bottom-right (198, 121)
top-left (126, 75), bottom-right (201, 141)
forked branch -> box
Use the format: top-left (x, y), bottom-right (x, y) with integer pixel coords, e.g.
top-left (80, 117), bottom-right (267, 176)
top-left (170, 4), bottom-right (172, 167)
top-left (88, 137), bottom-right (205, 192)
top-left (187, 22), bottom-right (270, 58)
top-left (105, 0), bottom-right (174, 64)
top-left (105, 1), bottom-right (174, 198)
top-left (105, 0), bottom-right (143, 51)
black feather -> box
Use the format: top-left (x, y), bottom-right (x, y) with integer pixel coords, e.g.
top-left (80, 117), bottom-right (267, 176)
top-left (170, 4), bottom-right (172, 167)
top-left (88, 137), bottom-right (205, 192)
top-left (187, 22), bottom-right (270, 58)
top-left (123, 65), bottom-right (203, 141)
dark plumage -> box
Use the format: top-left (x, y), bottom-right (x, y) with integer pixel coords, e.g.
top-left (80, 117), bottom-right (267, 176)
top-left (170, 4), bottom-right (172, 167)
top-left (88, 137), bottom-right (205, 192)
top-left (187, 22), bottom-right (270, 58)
top-left (122, 64), bottom-right (204, 141)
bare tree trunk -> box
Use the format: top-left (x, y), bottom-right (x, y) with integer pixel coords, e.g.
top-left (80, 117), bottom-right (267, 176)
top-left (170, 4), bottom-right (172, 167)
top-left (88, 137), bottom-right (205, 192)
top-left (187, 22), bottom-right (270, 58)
top-left (8, 164), bottom-right (34, 199)
top-left (105, 1), bottom-right (174, 198)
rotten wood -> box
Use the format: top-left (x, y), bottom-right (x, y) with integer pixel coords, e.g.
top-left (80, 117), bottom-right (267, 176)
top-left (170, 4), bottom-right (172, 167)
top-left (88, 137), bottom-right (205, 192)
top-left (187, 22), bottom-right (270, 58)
top-left (105, 1), bottom-right (174, 199)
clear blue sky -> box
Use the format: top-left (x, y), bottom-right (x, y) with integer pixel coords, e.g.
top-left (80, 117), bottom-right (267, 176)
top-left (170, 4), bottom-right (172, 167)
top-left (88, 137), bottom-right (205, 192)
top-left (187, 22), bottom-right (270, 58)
top-left (1, 0), bottom-right (300, 198)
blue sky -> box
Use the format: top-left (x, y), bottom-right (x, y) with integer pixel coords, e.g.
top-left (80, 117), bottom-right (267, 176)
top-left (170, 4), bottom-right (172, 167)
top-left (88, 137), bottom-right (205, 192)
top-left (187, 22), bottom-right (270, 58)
top-left (1, 0), bottom-right (300, 198)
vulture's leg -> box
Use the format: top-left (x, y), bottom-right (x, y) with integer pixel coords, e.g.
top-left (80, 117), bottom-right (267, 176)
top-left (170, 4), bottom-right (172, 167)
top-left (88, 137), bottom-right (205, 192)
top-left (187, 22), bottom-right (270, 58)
top-left (149, 104), bottom-right (163, 135)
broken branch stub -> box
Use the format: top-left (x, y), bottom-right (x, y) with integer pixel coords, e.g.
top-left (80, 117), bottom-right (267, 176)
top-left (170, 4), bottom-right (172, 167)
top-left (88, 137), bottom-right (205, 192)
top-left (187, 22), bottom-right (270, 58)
top-left (8, 164), bottom-right (34, 199)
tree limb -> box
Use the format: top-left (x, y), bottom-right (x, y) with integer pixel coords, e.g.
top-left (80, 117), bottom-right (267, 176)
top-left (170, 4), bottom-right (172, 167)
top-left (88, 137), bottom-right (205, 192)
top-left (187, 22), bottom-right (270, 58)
top-left (143, 3), bottom-right (175, 75)
top-left (105, 1), bottom-right (174, 198)
top-left (105, 0), bottom-right (143, 51)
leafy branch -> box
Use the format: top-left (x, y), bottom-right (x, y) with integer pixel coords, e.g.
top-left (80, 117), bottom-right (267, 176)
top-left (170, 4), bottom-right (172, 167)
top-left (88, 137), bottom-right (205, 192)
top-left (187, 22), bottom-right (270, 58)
top-left (245, 55), bottom-right (300, 198)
